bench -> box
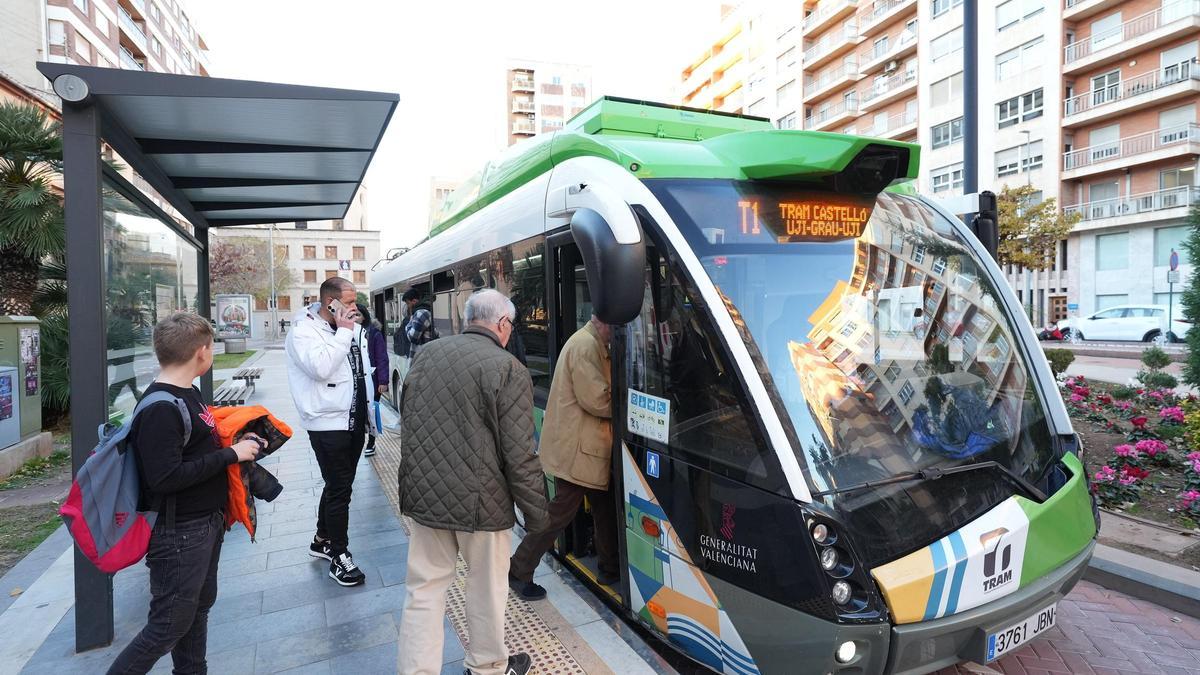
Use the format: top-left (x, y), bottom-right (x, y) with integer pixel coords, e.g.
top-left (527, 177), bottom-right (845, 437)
top-left (232, 367), bottom-right (264, 385)
top-left (213, 381), bottom-right (254, 406)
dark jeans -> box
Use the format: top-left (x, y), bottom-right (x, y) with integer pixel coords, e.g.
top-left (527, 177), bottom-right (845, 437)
top-left (310, 429), bottom-right (365, 553)
top-left (107, 511), bottom-right (224, 675)
top-left (509, 477), bottom-right (618, 583)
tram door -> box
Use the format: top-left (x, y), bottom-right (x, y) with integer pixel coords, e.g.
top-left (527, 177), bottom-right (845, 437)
top-left (544, 233), bottom-right (627, 603)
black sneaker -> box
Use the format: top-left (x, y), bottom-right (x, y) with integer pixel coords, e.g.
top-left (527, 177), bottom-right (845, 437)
top-left (329, 552), bottom-right (366, 586)
top-left (308, 537), bottom-right (332, 561)
top-left (508, 574), bottom-right (546, 601)
top-left (464, 653), bottom-right (532, 675)
top-left (363, 444), bottom-right (376, 457)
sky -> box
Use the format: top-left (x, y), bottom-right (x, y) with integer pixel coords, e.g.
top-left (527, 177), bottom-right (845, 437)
top-left (187, 0), bottom-right (723, 253)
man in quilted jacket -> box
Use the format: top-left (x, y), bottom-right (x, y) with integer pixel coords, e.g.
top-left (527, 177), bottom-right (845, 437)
top-left (396, 289), bottom-right (549, 675)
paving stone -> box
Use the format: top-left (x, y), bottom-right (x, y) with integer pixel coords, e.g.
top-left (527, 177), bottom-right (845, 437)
top-left (253, 613), bottom-right (396, 673)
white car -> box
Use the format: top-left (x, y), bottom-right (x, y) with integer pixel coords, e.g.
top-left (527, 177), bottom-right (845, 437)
top-left (1058, 304), bottom-right (1192, 344)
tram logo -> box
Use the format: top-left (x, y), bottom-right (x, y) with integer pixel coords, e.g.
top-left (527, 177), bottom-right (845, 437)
top-left (720, 504), bottom-right (736, 539)
top-left (980, 528), bottom-right (1013, 593)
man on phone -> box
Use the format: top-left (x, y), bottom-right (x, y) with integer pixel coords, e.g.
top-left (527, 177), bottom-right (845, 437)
top-left (285, 277), bottom-right (373, 586)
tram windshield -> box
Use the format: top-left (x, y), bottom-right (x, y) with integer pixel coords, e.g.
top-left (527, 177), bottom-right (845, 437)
top-left (646, 179), bottom-right (1057, 566)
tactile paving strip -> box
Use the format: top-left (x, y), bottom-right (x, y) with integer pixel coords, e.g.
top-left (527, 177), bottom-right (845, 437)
top-left (371, 434), bottom-right (588, 674)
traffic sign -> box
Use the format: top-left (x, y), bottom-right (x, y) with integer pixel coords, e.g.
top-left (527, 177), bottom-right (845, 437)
top-left (1168, 270), bottom-right (1181, 284)
top-left (1067, 303), bottom-right (1078, 310)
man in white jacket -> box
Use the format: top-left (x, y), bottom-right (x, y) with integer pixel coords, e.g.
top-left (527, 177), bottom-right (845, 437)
top-left (285, 277), bottom-right (372, 587)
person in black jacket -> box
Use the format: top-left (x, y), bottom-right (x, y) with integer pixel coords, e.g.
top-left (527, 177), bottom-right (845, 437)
top-left (108, 313), bottom-right (262, 675)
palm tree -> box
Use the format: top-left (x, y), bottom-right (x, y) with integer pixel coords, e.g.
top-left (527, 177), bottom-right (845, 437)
top-left (0, 102), bottom-right (65, 316)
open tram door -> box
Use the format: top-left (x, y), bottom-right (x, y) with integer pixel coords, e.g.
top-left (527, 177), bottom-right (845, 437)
top-left (540, 198), bottom-right (645, 607)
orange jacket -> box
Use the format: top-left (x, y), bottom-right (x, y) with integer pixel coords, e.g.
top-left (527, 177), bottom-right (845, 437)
top-left (211, 406), bottom-right (292, 540)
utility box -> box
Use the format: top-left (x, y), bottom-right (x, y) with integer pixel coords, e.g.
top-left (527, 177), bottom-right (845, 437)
top-left (0, 317), bottom-right (40, 441)
top-left (0, 366), bottom-right (20, 449)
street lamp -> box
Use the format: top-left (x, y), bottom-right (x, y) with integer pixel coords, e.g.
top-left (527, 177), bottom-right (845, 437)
top-left (1020, 129), bottom-right (1033, 324)
top-left (268, 223), bottom-right (277, 340)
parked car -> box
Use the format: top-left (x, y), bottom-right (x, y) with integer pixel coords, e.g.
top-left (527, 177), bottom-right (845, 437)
top-left (1058, 304), bottom-right (1191, 344)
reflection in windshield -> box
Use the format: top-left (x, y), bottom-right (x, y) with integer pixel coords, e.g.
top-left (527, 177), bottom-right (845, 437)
top-left (650, 181), bottom-right (1055, 565)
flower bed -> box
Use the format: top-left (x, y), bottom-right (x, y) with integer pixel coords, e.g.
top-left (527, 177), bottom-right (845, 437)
top-left (1061, 374), bottom-right (1200, 530)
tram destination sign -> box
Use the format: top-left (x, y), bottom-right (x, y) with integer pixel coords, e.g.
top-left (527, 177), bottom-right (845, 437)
top-left (733, 190), bottom-right (874, 244)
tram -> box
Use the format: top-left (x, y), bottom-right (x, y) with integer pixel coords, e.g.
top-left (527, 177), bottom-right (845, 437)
top-left (371, 97), bottom-right (1097, 675)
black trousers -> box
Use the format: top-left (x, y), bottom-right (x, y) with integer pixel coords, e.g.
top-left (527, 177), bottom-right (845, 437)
top-left (509, 477), bottom-right (618, 583)
top-left (310, 429), bottom-right (365, 553)
top-left (107, 511), bottom-right (224, 675)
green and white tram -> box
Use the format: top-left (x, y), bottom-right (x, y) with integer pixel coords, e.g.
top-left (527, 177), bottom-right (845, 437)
top-left (371, 98), bottom-right (1097, 675)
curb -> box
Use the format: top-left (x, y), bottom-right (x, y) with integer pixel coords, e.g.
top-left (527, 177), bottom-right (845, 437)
top-left (1085, 543), bottom-right (1200, 619)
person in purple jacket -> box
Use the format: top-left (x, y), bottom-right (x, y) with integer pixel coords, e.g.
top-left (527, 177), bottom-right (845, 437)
top-left (356, 303), bottom-right (390, 457)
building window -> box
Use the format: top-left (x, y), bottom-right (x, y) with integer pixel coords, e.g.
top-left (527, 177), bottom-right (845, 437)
top-left (996, 37), bottom-right (1044, 80)
top-left (304, 270), bottom-right (317, 283)
top-left (930, 27), bottom-right (962, 63)
top-left (353, 246), bottom-right (365, 260)
top-left (777, 112), bottom-right (797, 129)
top-left (150, 3), bottom-right (161, 22)
top-left (1096, 232), bottom-right (1129, 271)
top-left (995, 141), bottom-right (1041, 177)
top-left (872, 36), bottom-right (889, 59)
top-left (840, 321), bottom-right (858, 337)
top-left (996, 0), bottom-right (1043, 30)
top-left (931, 163), bottom-right (963, 193)
top-left (997, 89), bottom-right (1043, 129)
top-left (73, 0), bottom-right (88, 14)
top-left (302, 246), bottom-right (316, 259)
top-left (1060, 240), bottom-right (1069, 271)
top-left (913, 245), bottom-right (926, 263)
top-left (931, 117), bottom-right (963, 149)
top-left (294, 220), bottom-right (308, 229)
top-left (151, 38), bottom-right (162, 56)
top-left (48, 20), bottom-right (66, 47)
top-left (930, 72), bottom-right (963, 107)
top-left (324, 245), bottom-right (337, 259)
top-left (353, 270), bottom-right (366, 285)
top-left (932, 0), bottom-right (963, 17)
top-left (898, 382), bottom-right (915, 405)
top-left (325, 270), bottom-right (338, 280)
top-left (776, 79), bottom-right (796, 107)
top-left (1095, 294), bottom-right (1129, 311)
top-left (1022, 140), bottom-right (1043, 172)
top-left (1155, 225), bottom-right (1190, 266)
top-left (777, 47), bottom-right (797, 73)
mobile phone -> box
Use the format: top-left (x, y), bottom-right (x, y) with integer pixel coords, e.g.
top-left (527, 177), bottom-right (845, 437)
top-left (328, 298), bottom-right (346, 315)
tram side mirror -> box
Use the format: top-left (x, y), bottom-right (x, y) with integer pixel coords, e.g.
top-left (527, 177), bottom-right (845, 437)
top-left (570, 207), bottom-right (646, 325)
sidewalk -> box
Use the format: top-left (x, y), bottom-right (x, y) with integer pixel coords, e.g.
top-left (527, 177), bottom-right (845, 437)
top-left (0, 349), bottom-right (669, 675)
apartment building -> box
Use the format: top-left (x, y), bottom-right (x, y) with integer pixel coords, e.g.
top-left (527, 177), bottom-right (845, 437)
top-left (506, 60), bottom-right (593, 145)
top-left (427, 177), bottom-right (459, 232)
top-left (39, 0), bottom-right (210, 76)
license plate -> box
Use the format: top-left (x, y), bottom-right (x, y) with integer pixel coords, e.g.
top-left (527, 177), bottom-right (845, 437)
top-left (986, 604), bottom-right (1056, 662)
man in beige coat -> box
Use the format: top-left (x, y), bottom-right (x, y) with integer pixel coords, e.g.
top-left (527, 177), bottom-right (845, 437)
top-left (509, 316), bottom-right (616, 600)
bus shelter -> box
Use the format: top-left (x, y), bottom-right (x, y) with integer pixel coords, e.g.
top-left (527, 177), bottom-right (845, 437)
top-left (35, 62), bottom-right (397, 651)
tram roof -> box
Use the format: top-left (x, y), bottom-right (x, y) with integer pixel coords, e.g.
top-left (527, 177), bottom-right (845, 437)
top-left (427, 97), bottom-right (920, 238)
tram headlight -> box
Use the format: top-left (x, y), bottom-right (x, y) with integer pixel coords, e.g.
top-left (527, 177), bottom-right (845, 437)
top-left (831, 580), bottom-right (852, 605)
top-left (811, 523), bottom-right (830, 544)
top-left (820, 547), bottom-right (839, 571)
top-left (835, 641), bottom-right (857, 664)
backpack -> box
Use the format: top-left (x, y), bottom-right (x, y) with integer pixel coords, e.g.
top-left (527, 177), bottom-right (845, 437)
top-left (60, 391), bottom-right (191, 574)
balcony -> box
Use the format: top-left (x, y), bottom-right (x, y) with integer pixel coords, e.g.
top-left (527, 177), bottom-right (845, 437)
top-left (1063, 1), bottom-right (1200, 74)
top-left (858, 27), bottom-right (918, 75)
top-left (860, 70), bottom-right (917, 111)
top-left (511, 78), bottom-right (534, 92)
top-left (118, 6), bottom-right (147, 49)
top-left (805, 97), bottom-right (861, 131)
top-left (859, 0), bottom-right (917, 36)
top-left (865, 108), bottom-right (919, 139)
top-left (803, 0), bottom-right (857, 35)
top-left (511, 100), bottom-right (534, 114)
top-left (1064, 0), bottom-right (1127, 21)
top-left (804, 58), bottom-right (861, 99)
top-left (1063, 61), bottom-right (1200, 127)
top-left (1064, 185), bottom-right (1199, 231)
top-left (511, 120), bottom-right (536, 136)
top-left (803, 23), bottom-right (861, 71)
top-left (1062, 123), bottom-right (1200, 179)
top-left (119, 46), bottom-right (145, 71)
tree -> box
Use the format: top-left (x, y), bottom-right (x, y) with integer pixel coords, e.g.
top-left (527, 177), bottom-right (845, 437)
top-left (996, 184), bottom-right (1079, 271)
top-left (0, 103), bottom-right (64, 316)
top-left (210, 236), bottom-right (293, 302)
top-left (1180, 206), bottom-right (1200, 387)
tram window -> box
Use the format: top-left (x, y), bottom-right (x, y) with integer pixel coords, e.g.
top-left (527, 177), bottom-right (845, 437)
top-left (625, 256), bottom-right (776, 484)
top-left (432, 292), bottom-right (453, 337)
top-left (452, 258), bottom-right (488, 335)
top-left (502, 239), bottom-right (550, 392)
top-left (573, 265), bottom-right (593, 331)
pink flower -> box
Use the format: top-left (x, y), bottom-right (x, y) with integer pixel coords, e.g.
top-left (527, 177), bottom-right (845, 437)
top-left (1182, 491), bottom-right (1200, 509)
top-left (1113, 444), bottom-right (1139, 458)
top-left (1116, 401), bottom-right (1133, 411)
top-left (1149, 391), bottom-right (1165, 401)
top-left (1070, 393), bottom-right (1084, 402)
top-left (1065, 378), bottom-right (1077, 388)
top-left (1098, 394), bottom-right (1113, 405)
top-left (1093, 465), bottom-right (1117, 482)
top-left (1159, 407), bottom-right (1186, 424)
top-left (1193, 459), bottom-right (1200, 475)
top-left (1135, 439), bottom-right (1168, 457)
top-left (1131, 416), bottom-right (1149, 429)
top-left (1188, 451), bottom-right (1200, 462)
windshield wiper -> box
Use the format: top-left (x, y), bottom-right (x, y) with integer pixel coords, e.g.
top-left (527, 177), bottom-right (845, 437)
top-left (812, 461), bottom-right (1047, 502)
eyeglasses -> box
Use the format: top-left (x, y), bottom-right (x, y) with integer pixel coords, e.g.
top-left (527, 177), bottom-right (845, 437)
top-left (497, 316), bottom-right (513, 330)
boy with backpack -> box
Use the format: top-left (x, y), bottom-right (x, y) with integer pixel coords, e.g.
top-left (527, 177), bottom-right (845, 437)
top-left (106, 313), bottom-right (262, 675)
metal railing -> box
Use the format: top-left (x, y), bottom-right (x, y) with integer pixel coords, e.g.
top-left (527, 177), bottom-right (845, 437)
top-left (867, 108), bottom-right (918, 136)
top-left (511, 122), bottom-right (536, 134)
top-left (511, 79), bottom-right (534, 91)
top-left (119, 46), bottom-right (144, 71)
top-left (512, 101), bottom-right (535, 113)
top-left (1063, 123), bottom-right (1200, 170)
top-left (860, 0), bottom-right (914, 29)
top-left (862, 70), bottom-right (917, 103)
top-left (118, 6), bottom-right (146, 44)
top-left (1063, 185), bottom-right (1199, 221)
top-left (859, 28), bottom-right (917, 66)
top-left (804, 58), bottom-right (859, 97)
top-left (804, 0), bottom-right (855, 32)
top-left (803, 23), bottom-right (859, 64)
top-left (1064, 60), bottom-right (1195, 116)
top-left (805, 98), bottom-right (860, 129)
top-left (1064, 1), bottom-right (1199, 63)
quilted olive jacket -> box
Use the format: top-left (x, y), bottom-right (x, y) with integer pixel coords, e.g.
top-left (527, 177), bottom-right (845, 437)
top-left (398, 326), bottom-right (549, 533)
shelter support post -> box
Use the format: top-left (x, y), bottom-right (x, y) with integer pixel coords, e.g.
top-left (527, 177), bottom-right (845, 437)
top-left (196, 226), bottom-right (213, 403)
top-left (63, 101), bottom-right (115, 652)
